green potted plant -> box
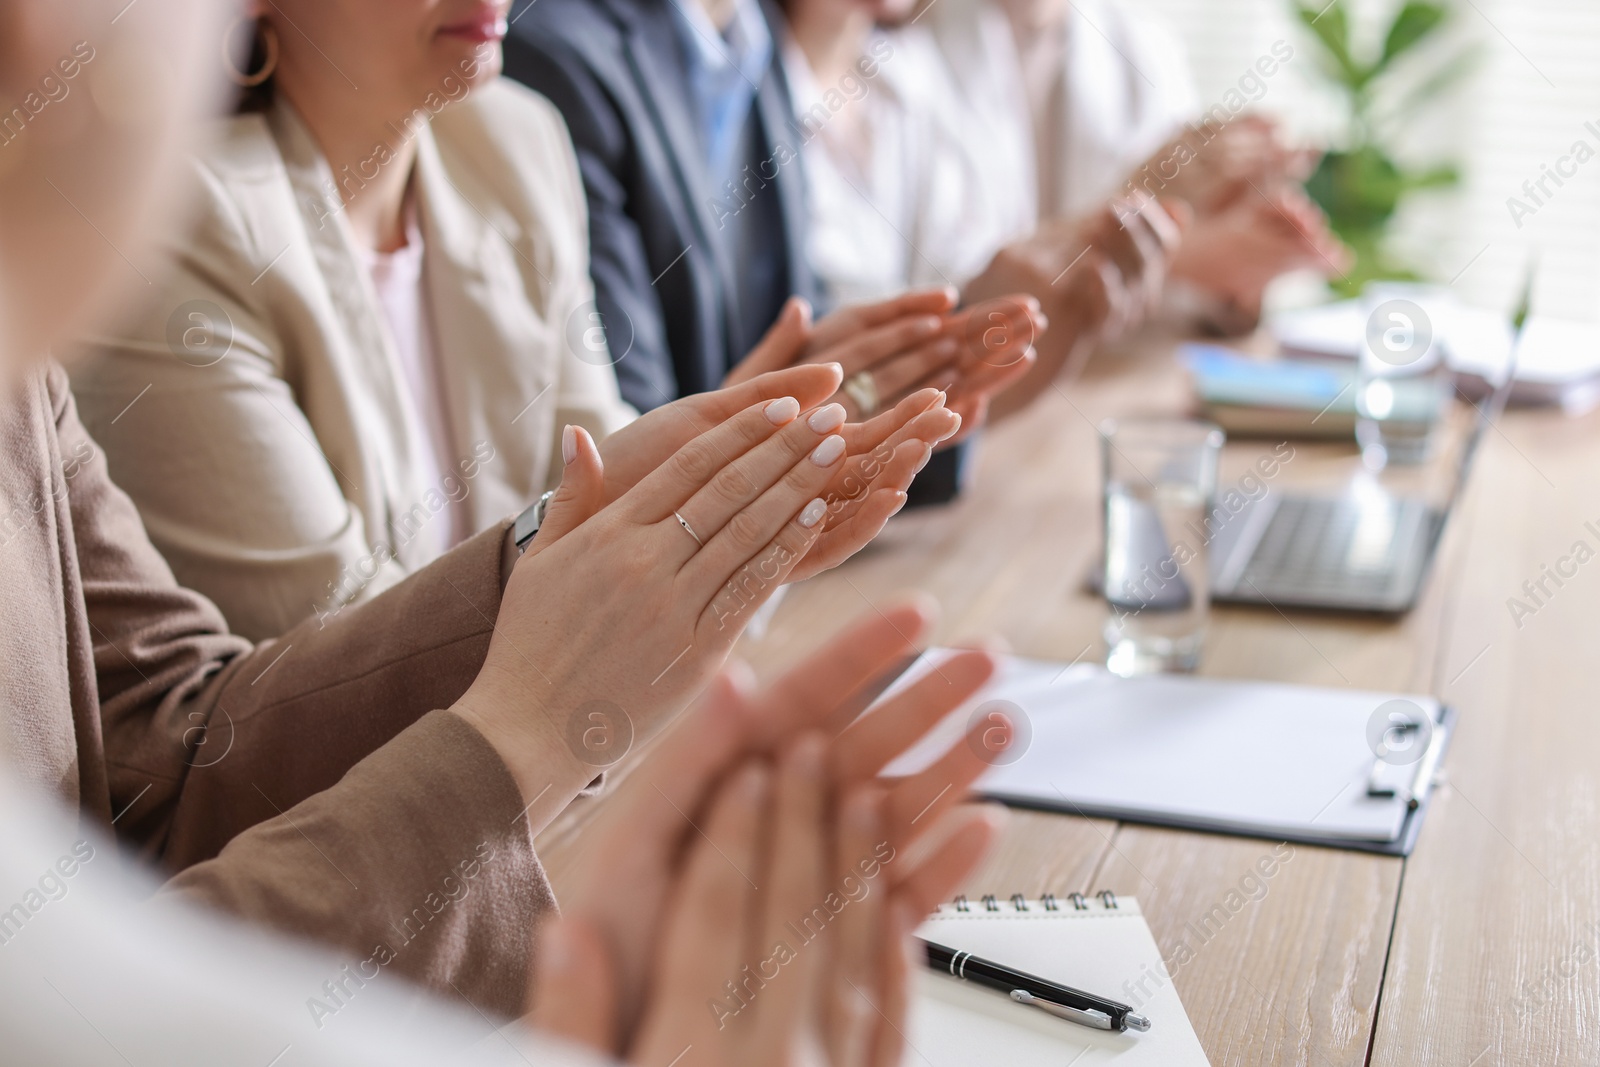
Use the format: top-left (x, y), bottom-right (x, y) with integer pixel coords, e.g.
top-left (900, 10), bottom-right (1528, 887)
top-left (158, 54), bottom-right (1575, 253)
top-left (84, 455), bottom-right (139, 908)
top-left (1294, 0), bottom-right (1480, 295)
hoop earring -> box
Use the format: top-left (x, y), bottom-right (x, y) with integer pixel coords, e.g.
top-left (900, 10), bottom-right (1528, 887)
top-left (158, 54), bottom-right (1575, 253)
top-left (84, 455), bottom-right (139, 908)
top-left (223, 18), bottom-right (279, 88)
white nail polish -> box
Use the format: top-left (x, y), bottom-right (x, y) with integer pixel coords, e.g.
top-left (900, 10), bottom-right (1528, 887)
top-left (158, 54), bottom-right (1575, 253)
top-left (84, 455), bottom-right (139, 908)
top-left (809, 435), bottom-right (846, 467)
top-left (561, 425), bottom-right (577, 465)
top-left (799, 497), bottom-right (828, 527)
top-left (808, 403), bottom-right (846, 433)
top-left (765, 396), bottom-right (800, 424)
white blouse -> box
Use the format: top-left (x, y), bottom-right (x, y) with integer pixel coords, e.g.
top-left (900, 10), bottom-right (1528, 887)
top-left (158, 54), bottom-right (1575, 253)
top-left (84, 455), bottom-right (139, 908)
top-left (360, 196), bottom-right (467, 559)
top-left (784, 0), bottom-right (1197, 307)
top-left (782, 26), bottom-right (1034, 305)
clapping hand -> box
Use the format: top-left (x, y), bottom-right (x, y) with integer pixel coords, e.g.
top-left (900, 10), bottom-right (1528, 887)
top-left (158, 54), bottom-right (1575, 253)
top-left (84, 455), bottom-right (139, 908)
top-left (528, 600), bottom-right (1010, 1064)
top-left (725, 293), bottom-right (1042, 445)
top-left (965, 194), bottom-right (1185, 416)
top-left (596, 364), bottom-right (961, 582)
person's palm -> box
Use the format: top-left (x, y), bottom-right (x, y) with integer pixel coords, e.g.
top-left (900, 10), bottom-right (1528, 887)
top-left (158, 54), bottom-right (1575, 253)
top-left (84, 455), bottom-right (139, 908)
top-left (539, 601), bottom-right (1008, 1048)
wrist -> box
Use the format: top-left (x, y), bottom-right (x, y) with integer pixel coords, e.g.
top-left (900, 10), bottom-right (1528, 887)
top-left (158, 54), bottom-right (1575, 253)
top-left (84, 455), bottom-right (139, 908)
top-left (450, 677), bottom-right (599, 832)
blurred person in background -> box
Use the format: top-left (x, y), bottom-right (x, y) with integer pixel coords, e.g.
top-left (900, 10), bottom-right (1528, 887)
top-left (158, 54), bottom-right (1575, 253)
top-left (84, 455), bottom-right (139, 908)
top-left (503, 0), bottom-right (1048, 506)
top-left (779, 0), bottom-right (1348, 382)
top-left (776, 0), bottom-right (1183, 419)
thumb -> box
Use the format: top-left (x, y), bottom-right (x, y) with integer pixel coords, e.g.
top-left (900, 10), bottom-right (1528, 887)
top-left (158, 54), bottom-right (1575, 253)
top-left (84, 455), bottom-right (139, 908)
top-left (526, 425), bottom-right (606, 556)
top-left (528, 916), bottom-right (620, 1055)
top-left (723, 296), bottom-right (812, 386)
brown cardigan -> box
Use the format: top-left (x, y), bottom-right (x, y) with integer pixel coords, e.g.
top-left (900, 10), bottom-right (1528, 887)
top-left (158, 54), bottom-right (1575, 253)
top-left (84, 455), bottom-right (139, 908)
top-left (0, 364), bottom-right (551, 1016)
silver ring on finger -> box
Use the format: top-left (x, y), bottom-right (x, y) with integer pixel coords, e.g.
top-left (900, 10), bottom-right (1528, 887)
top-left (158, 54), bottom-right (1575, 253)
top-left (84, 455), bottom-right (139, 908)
top-left (842, 370), bottom-right (879, 417)
top-left (673, 510), bottom-right (704, 547)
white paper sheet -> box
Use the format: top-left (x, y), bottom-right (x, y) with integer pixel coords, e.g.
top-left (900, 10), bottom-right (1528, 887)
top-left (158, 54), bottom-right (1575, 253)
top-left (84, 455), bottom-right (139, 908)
top-left (882, 652), bottom-right (1442, 842)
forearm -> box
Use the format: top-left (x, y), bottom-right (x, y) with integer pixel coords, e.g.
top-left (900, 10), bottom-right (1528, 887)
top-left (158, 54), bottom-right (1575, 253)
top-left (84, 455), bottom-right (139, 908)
top-left (165, 709), bottom-right (554, 1017)
top-left (135, 522), bottom-right (514, 871)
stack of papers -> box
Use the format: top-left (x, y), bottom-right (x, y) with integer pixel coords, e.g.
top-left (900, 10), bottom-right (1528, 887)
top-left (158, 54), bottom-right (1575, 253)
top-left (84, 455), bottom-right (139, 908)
top-left (1271, 298), bottom-right (1600, 415)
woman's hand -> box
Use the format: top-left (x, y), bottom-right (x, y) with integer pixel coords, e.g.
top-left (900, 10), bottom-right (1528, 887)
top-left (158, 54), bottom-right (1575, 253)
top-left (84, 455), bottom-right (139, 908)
top-left (1143, 113), bottom-right (1315, 217)
top-left (533, 598), bottom-right (1010, 1045)
top-left (1170, 185), bottom-right (1351, 330)
top-left (724, 293), bottom-right (1043, 439)
top-left (594, 365), bottom-right (961, 579)
top-left (456, 384), bottom-right (875, 826)
top-left (965, 195), bottom-right (1185, 418)
top-left (531, 737), bottom-right (1004, 1067)
top-left (597, 362), bottom-right (840, 503)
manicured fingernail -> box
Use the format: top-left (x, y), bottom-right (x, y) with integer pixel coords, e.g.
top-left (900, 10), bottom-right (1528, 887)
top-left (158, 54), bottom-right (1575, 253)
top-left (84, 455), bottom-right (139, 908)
top-left (765, 396), bottom-right (800, 424)
top-left (933, 338), bottom-right (960, 358)
top-left (561, 424), bottom-right (577, 465)
top-left (809, 435), bottom-right (846, 467)
top-left (808, 403), bottom-right (846, 433)
top-left (913, 315), bottom-right (942, 336)
top-left (799, 497), bottom-right (828, 527)
top-left (888, 490), bottom-right (910, 517)
top-left (938, 414), bottom-right (963, 442)
top-left (913, 445), bottom-right (933, 474)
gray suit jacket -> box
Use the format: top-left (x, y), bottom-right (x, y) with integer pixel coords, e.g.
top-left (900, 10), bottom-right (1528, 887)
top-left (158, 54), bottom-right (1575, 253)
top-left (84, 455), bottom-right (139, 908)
top-left (503, 0), bottom-right (822, 411)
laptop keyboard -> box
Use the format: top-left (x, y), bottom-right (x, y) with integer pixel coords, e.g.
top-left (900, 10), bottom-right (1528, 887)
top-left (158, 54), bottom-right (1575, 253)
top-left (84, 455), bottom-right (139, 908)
top-left (1240, 496), bottom-right (1413, 600)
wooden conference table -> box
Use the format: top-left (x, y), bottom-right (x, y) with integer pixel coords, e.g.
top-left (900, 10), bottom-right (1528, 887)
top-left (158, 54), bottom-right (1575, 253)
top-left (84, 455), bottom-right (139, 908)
top-left (542, 328), bottom-right (1600, 1066)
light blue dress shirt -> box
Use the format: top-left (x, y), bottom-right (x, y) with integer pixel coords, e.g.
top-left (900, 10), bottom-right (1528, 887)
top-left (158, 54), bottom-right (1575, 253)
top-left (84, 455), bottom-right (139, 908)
top-left (667, 0), bottom-right (774, 178)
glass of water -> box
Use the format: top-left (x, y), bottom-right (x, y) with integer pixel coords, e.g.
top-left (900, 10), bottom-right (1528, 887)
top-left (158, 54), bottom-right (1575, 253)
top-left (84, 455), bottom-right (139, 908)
top-left (1100, 418), bottom-right (1224, 677)
top-left (1355, 285), bottom-right (1451, 468)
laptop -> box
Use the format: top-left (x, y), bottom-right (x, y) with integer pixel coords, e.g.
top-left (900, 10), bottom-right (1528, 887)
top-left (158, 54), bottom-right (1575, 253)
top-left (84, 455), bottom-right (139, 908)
top-left (1092, 277), bottom-right (1531, 615)
top-left (1205, 278), bottom-right (1531, 614)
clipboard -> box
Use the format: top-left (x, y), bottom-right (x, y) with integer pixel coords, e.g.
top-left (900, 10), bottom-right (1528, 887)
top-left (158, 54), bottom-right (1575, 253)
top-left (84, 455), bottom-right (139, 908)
top-left (878, 651), bottom-right (1453, 857)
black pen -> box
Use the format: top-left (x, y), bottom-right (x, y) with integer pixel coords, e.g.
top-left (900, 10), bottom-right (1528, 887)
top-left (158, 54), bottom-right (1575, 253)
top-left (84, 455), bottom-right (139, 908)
top-left (921, 939), bottom-right (1152, 1033)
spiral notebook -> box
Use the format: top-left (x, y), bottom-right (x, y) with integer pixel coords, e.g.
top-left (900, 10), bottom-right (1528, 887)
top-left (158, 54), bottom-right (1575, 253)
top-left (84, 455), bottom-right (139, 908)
top-left (911, 893), bottom-right (1210, 1066)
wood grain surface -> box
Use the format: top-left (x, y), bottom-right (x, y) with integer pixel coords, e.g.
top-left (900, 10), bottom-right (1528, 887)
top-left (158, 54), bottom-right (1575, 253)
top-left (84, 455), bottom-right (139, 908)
top-left (540, 330), bottom-right (1600, 1065)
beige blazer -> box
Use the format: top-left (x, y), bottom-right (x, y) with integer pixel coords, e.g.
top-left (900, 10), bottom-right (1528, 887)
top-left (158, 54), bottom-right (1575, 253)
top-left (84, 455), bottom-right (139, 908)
top-left (71, 80), bottom-right (635, 640)
top-left (0, 364), bottom-right (552, 1017)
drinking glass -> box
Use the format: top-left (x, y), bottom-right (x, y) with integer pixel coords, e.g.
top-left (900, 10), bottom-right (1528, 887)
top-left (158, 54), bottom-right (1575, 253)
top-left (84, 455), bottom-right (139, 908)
top-left (1355, 285), bottom-right (1451, 468)
top-left (1100, 418), bottom-right (1224, 677)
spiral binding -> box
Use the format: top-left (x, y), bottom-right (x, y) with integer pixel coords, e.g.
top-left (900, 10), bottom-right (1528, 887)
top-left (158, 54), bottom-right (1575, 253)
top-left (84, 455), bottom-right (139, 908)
top-left (942, 889), bottom-right (1119, 913)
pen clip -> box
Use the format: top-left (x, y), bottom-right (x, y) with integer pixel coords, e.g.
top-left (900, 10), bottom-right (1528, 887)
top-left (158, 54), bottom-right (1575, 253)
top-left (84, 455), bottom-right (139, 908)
top-left (1009, 990), bottom-right (1152, 1033)
top-left (1007, 989), bottom-right (1113, 1030)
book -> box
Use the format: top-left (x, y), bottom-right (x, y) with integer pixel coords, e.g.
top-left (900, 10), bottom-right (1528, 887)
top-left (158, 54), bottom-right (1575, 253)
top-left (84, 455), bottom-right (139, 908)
top-left (1180, 343), bottom-right (1442, 438)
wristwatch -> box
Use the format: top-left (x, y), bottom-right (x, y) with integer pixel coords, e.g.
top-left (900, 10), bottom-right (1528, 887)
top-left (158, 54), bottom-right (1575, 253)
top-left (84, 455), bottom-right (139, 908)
top-left (513, 490), bottom-right (556, 555)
